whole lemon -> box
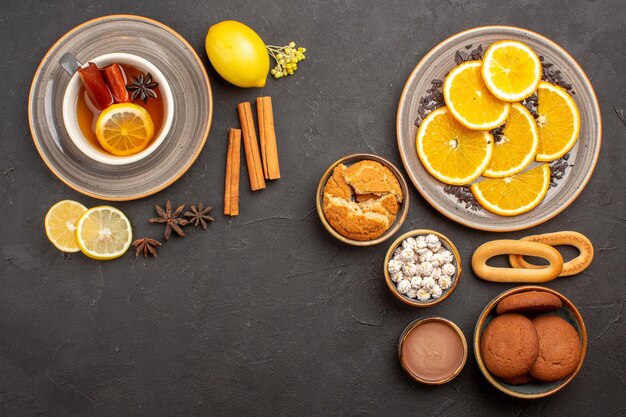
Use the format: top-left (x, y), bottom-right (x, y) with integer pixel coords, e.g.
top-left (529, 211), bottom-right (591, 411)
top-left (205, 20), bottom-right (269, 88)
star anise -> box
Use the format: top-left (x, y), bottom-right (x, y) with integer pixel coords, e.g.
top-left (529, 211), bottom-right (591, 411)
top-left (132, 238), bottom-right (161, 258)
top-left (149, 200), bottom-right (189, 240)
top-left (184, 202), bottom-right (214, 229)
top-left (126, 72), bottom-right (159, 104)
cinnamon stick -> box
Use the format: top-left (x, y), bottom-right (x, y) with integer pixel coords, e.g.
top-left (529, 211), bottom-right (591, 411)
top-left (224, 128), bottom-right (241, 216)
top-left (224, 136), bottom-right (232, 216)
top-left (77, 62), bottom-right (114, 111)
top-left (229, 128), bottom-right (241, 216)
top-left (258, 103), bottom-right (268, 180)
top-left (256, 96), bottom-right (281, 180)
top-left (101, 64), bottom-right (130, 103)
top-left (237, 102), bottom-right (266, 191)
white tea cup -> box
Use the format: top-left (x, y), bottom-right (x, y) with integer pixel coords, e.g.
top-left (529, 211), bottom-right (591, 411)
top-left (62, 52), bottom-right (174, 165)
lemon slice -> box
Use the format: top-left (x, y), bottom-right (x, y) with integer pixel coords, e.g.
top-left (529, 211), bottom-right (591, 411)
top-left (95, 103), bottom-right (154, 156)
top-left (76, 206), bottom-right (132, 260)
top-left (443, 60), bottom-right (511, 130)
top-left (471, 164), bottom-right (551, 216)
top-left (44, 200), bottom-right (88, 252)
top-left (484, 103), bottom-right (539, 178)
top-left (482, 40), bottom-right (542, 102)
top-left (417, 107), bottom-right (494, 185)
top-left (535, 81), bottom-right (581, 162)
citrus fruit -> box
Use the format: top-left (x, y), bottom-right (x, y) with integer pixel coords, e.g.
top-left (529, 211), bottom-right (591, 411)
top-left (44, 200), bottom-right (88, 252)
top-left (416, 107), bottom-right (494, 185)
top-left (205, 20), bottom-right (269, 88)
top-left (535, 81), bottom-right (581, 162)
top-left (482, 40), bottom-right (542, 102)
top-left (484, 103), bottom-right (539, 178)
top-left (95, 103), bottom-right (154, 156)
top-left (470, 164), bottom-right (551, 216)
top-left (444, 60), bottom-right (511, 130)
top-left (76, 206), bottom-right (132, 260)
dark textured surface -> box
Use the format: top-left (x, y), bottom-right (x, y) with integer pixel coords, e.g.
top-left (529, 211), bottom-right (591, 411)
top-left (1, 0), bottom-right (624, 416)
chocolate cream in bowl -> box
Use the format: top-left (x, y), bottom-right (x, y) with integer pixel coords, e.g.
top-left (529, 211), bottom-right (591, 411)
top-left (401, 320), bottom-right (465, 382)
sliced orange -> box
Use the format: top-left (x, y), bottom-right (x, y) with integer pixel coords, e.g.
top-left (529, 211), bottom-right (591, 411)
top-left (484, 103), bottom-right (539, 178)
top-left (443, 60), bottom-right (510, 130)
top-left (95, 103), bottom-right (155, 156)
top-left (482, 40), bottom-right (542, 102)
top-left (471, 164), bottom-right (551, 216)
top-left (416, 107), bottom-right (494, 185)
top-left (535, 81), bottom-right (580, 162)
top-left (44, 200), bottom-right (88, 252)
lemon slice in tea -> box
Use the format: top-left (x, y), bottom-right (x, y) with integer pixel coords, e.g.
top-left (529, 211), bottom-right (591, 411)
top-left (95, 103), bottom-right (154, 156)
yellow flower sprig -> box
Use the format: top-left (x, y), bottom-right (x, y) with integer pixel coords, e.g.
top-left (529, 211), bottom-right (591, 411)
top-left (266, 41), bottom-right (307, 79)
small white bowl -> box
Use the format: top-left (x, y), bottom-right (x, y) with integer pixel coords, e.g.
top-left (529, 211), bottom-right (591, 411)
top-left (62, 52), bottom-right (174, 165)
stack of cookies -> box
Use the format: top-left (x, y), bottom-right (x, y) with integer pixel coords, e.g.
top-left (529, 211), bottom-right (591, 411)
top-left (480, 290), bottom-right (582, 384)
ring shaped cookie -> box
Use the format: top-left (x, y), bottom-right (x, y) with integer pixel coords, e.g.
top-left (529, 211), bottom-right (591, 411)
top-left (509, 231), bottom-right (593, 277)
top-left (472, 240), bottom-right (563, 283)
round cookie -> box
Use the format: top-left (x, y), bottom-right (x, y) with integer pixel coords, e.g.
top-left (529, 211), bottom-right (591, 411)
top-left (530, 315), bottom-right (581, 382)
top-left (496, 291), bottom-right (562, 315)
top-left (481, 314), bottom-right (539, 378)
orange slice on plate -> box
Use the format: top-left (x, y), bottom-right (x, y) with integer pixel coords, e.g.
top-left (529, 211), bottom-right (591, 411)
top-left (95, 103), bottom-right (155, 156)
top-left (484, 103), bottom-right (539, 178)
top-left (443, 60), bottom-right (511, 130)
top-left (482, 40), bottom-right (542, 102)
top-left (471, 164), bottom-right (551, 216)
top-left (416, 107), bottom-right (494, 185)
top-left (535, 81), bottom-right (581, 162)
